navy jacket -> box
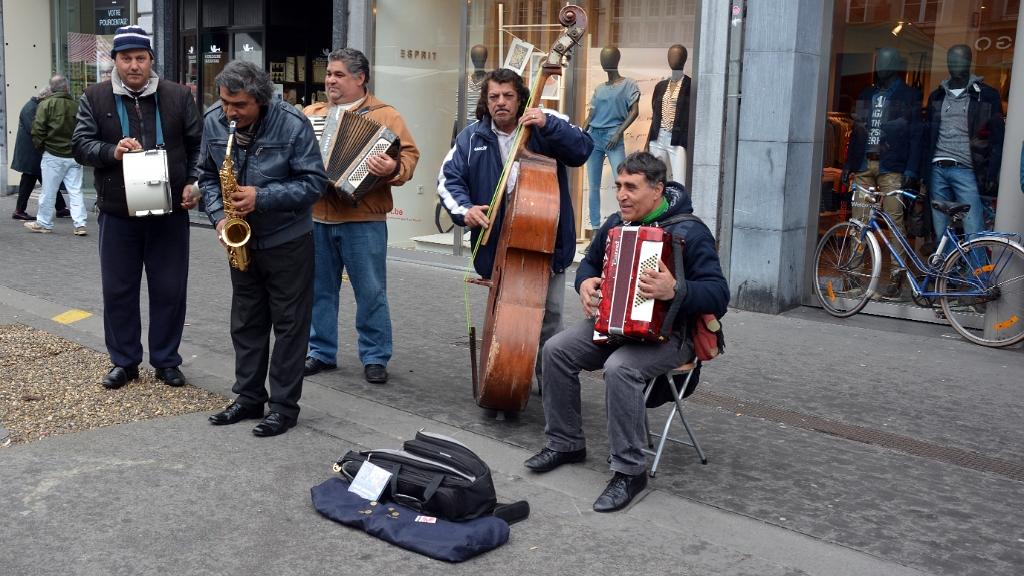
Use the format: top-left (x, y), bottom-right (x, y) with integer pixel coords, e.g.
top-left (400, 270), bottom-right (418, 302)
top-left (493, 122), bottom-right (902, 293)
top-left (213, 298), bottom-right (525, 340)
top-left (577, 182), bottom-right (729, 334)
top-left (924, 78), bottom-right (1004, 192)
top-left (437, 110), bottom-right (593, 278)
top-left (11, 97), bottom-right (42, 175)
top-left (844, 79), bottom-right (923, 177)
top-left (198, 101), bottom-right (327, 250)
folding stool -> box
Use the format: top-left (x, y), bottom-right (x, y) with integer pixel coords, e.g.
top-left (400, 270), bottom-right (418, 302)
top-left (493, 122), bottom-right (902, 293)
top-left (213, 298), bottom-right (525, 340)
top-left (642, 359), bottom-right (708, 477)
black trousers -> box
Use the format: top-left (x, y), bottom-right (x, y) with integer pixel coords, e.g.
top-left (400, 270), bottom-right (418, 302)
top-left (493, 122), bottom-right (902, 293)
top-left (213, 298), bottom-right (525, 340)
top-left (99, 210), bottom-right (190, 368)
top-left (229, 232), bottom-right (314, 419)
top-left (15, 172), bottom-right (66, 213)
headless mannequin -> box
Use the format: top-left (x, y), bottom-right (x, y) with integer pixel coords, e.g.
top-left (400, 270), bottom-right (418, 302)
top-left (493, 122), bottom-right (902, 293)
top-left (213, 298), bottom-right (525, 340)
top-left (646, 44), bottom-right (690, 183)
top-left (582, 46), bottom-right (640, 229)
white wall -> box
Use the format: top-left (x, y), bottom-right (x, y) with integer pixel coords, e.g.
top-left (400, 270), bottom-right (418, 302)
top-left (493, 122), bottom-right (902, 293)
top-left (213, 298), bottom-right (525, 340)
top-left (373, 0), bottom-right (461, 246)
top-left (3, 0), bottom-right (52, 186)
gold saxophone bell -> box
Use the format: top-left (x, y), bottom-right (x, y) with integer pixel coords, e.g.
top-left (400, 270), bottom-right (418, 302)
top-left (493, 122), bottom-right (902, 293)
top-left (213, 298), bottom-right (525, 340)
top-left (219, 120), bottom-right (251, 272)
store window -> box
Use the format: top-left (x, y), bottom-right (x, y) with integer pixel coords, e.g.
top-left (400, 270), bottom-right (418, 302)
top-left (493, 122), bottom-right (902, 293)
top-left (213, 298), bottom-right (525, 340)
top-left (819, 0), bottom-right (1017, 305)
top-left (53, 0), bottom-right (135, 98)
top-left (372, 0), bottom-right (697, 246)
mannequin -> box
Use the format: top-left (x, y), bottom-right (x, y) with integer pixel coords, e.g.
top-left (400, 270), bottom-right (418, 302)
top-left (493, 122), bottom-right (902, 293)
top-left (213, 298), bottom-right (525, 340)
top-left (842, 48), bottom-right (921, 300)
top-left (646, 44), bottom-right (690, 183)
top-left (451, 44), bottom-right (489, 146)
top-left (582, 46), bottom-right (639, 230)
top-left (925, 44), bottom-right (1004, 245)
top-left (467, 44), bottom-right (488, 118)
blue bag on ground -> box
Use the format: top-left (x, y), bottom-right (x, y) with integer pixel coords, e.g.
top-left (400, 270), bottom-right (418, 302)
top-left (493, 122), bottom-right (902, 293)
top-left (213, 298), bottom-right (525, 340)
top-left (310, 477), bottom-right (510, 562)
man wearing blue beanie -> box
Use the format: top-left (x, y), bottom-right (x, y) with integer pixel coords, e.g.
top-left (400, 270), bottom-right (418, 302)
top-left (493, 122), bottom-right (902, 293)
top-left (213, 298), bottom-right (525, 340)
top-left (72, 25), bottom-right (203, 390)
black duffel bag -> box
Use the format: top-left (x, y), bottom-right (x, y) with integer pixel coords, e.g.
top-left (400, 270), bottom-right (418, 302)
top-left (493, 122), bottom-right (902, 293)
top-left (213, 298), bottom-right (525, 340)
top-left (334, 430), bottom-right (498, 522)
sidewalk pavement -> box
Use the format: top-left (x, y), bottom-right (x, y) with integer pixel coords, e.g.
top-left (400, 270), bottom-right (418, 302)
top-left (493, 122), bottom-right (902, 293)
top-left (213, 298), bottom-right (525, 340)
top-left (1, 192), bottom-right (1022, 575)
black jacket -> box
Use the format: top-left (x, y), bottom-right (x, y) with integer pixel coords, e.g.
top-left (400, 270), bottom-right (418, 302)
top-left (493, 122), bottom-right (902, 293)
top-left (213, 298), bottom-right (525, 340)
top-left (577, 182), bottom-right (729, 334)
top-left (647, 75), bottom-right (690, 147)
top-left (11, 97), bottom-right (42, 175)
top-left (923, 77), bottom-right (1005, 193)
top-left (72, 74), bottom-right (202, 216)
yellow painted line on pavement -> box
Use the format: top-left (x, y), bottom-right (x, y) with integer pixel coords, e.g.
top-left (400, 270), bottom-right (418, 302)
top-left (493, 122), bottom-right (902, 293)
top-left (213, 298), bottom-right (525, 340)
top-left (52, 309), bottom-right (93, 324)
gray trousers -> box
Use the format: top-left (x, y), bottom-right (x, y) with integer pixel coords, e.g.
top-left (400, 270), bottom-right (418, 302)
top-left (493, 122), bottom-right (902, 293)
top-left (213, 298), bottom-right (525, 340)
top-left (541, 318), bottom-right (691, 475)
top-left (535, 271), bottom-right (566, 381)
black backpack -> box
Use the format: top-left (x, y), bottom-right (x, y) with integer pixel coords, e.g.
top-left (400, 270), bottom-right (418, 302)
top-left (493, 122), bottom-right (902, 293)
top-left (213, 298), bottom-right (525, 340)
top-left (334, 430), bottom-right (505, 522)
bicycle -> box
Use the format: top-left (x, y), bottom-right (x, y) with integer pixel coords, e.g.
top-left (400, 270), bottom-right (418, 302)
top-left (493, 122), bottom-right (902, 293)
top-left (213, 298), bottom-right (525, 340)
top-left (813, 183), bottom-right (1024, 348)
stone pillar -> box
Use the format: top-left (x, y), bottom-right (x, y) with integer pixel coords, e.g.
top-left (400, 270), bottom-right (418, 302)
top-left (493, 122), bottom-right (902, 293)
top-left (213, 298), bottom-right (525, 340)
top-left (727, 0), bottom-right (830, 313)
top-left (152, 0), bottom-right (176, 81)
top-left (987, 19), bottom-right (1024, 339)
top-left (690, 0), bottom-right (731, 236)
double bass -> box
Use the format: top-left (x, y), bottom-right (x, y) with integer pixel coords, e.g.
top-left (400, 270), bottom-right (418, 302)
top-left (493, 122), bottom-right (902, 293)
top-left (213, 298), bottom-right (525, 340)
top-left (470, 6), bottom-right (587, 412)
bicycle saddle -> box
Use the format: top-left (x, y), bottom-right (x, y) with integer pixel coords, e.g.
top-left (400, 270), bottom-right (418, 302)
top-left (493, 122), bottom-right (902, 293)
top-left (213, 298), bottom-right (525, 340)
top-left (930, 200), bottom-right (972, 218)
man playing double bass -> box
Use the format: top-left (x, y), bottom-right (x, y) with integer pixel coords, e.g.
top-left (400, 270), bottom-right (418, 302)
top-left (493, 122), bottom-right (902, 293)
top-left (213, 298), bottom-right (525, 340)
top-left (437, 68), bottom-right (593, 383)
top-left (524, 152), bottom-right (729, 512)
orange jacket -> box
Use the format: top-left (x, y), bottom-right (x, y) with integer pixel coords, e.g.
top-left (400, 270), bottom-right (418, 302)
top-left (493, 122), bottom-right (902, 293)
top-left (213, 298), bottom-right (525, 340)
top-left (304, 93), bottom-right (419, 222)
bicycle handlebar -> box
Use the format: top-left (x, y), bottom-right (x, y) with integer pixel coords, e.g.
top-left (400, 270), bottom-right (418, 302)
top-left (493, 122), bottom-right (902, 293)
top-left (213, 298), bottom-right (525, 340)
top-left (850, 182), bottom-right (917, 202)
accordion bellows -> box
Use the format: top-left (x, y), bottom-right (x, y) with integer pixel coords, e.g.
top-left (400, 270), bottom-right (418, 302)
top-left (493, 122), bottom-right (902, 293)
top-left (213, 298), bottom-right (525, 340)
top-left (594, 226), bottom-right (675, 342)
top-left (319, 111), bottom-right (400, 204)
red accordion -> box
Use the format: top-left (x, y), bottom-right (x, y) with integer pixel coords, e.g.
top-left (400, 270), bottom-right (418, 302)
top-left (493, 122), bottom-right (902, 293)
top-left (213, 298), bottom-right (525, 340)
top-left (594, 226), bottom-right (675, 342)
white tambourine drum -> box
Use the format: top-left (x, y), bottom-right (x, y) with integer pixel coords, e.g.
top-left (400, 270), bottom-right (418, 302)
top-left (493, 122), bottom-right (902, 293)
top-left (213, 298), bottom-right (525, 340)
top-left (122, 149), bottom-right (173, 216)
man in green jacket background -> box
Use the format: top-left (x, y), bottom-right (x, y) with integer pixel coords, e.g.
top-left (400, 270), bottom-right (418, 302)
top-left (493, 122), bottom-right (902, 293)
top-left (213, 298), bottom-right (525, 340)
top-left (25, 75), bottom-right (87, 235)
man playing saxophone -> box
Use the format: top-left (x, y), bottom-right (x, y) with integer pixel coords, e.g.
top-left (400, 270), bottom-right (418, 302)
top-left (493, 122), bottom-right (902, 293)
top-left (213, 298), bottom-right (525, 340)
top-left (198, 60), bottom-right (327, 437)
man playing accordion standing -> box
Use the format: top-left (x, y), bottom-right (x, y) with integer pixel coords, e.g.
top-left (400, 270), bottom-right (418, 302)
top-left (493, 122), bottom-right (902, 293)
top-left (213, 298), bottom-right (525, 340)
top-left (302, 48), bottom-right (420, 385)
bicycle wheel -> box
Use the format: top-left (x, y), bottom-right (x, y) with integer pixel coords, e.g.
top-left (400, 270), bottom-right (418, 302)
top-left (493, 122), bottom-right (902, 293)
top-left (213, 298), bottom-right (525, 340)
top-left (937, 237), bottom-right (1024, 347)
top-left (813, 221), bottom-right (881, 317)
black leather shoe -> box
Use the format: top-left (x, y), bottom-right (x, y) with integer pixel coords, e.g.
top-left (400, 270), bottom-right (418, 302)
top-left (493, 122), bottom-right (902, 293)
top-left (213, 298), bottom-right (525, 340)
top-left (209, 402), bottom-right (264, 425)
top-left (154, 366), bottom-right (186, 387)
top-left (364, 363), bottom-right (388, 384)
top-left (523, 447), bottom-right (587, 473)
top-left (303, 356), bottom-right (336, 376)
top-left (56, 208), bottom-right (71, 218)
top-left (101, 366), bottom-right (139, 389)
top-left (593, 472), bottom-right (648, 513)
top-left (252, 412), bottom-right (296, 437)
top-left (11, 210), bottom-right (33, 221)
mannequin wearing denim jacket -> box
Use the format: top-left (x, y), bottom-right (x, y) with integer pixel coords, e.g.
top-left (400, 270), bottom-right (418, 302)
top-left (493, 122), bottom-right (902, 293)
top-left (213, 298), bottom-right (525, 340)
top-left (582, 47), bottom-right (639, 230)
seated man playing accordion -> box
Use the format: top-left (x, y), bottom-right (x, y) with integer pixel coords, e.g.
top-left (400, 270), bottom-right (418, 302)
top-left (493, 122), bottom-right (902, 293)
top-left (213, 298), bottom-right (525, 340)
top-left (523, 152), bottom-right (729, 512)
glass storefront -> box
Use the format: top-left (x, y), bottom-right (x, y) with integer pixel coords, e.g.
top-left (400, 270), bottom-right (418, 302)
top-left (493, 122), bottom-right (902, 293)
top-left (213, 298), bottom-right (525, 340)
top-left (179, 0), bottom-right (332, 111)
top-left (817, 0), bottom-right (1018, 308)
top-left (52, 0), bottom-right (135, 99)
top-left (371, 0), bottom-right (698, 245)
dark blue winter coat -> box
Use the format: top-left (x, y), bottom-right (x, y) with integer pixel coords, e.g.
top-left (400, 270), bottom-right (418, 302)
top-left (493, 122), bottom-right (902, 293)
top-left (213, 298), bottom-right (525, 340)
top-left (844, 79), bottom-right (923, 178)
top-left (576, 182), bottom-right (729, 333)
top-left (437, 111), bottom-right (593, 278)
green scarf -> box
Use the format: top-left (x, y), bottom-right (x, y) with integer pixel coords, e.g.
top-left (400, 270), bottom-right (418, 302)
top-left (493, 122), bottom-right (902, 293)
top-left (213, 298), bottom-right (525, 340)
top-left (639, 198), bottom-right (669, 224)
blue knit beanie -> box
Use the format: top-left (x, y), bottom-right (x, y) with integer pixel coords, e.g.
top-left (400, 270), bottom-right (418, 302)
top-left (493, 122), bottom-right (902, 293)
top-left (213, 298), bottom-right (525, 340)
top-left (110, 26), bottom-right (154, 58)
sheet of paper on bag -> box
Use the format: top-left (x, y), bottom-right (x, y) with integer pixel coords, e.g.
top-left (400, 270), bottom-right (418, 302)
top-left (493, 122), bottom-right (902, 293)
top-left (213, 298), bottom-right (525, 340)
top-left (348, 461), bottom-right (392, 501)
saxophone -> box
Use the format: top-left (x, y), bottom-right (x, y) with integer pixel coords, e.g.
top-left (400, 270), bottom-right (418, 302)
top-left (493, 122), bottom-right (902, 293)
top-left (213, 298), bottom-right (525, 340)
top-left (219, 120), bottom-right (251, 272)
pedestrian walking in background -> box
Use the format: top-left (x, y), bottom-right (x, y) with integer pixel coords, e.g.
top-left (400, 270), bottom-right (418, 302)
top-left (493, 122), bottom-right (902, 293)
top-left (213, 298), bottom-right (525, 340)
top-left (24, 76), bottom-right (82, 234)
top-left (10, 86), bottom-right (69, 221)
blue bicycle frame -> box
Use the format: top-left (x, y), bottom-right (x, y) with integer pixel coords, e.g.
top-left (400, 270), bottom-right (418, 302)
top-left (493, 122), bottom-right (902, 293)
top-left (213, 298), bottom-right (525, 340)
top-left (853, 193), bottom-right (1007, 300)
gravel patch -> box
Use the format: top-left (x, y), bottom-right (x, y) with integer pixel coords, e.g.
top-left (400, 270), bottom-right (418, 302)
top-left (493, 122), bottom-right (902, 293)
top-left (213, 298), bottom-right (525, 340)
top-left (0, 324), bottom-right (227, 447)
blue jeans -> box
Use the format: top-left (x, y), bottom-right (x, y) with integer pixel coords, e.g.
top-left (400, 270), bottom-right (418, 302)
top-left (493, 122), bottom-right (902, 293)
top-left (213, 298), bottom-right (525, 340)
top-left (38, 152), bottom-right (86, 229)
top-left (929, 163), bottom-right (986, 245)
top-left (308, 221), bottom-right (392, 367)
top-left (586, 126), bottom-right (626, 228)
